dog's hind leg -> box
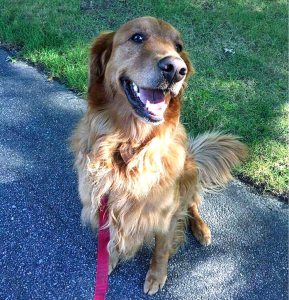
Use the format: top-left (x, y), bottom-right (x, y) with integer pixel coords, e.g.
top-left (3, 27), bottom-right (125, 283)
top-left (189, 194), bottom-right (211, 246)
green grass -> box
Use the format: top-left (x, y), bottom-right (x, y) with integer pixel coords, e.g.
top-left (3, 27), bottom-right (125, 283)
top-left (0, 0), bottom-right (288, 198)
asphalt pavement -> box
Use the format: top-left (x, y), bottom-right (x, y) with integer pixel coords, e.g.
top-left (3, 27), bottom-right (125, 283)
top-left (0, 48), bottom-right (288, 300)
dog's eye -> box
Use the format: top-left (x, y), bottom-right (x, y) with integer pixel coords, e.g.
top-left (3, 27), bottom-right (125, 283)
top-left (130, 33), bottom-right (145, 44)
top-left (175, 43), bottom-right (183, 53)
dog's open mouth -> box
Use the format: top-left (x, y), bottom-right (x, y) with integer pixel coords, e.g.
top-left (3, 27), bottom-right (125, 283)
top-left (121, 78), bottom-right (168, 124)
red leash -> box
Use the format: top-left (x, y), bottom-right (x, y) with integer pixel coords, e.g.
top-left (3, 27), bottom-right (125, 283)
top-left (93, 195), bottom-right (110, 300)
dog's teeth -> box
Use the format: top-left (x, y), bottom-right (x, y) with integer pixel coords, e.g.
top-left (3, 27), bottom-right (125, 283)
top-left (132, 82), bottom-right (138, 93)
top-left (136, 92), bottom-right (140, 98)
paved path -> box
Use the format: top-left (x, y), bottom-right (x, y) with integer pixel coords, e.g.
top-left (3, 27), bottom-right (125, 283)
top-left (0, 49), bottom-right (288, 300)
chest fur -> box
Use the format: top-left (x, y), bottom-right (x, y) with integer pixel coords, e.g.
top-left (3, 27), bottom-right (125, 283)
top-left (88, 130), bottom-right (187, 202)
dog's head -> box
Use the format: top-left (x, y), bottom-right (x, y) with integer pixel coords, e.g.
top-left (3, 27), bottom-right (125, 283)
top-left (88, 16), bottom-right (193, 125)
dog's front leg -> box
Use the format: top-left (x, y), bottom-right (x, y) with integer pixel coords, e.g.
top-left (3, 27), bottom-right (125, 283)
top-left (108, 226), bottom-right (120, 275)
top-left (108, 244), bottom-right (119, 275)
top-left (144, 217), bottom-right (177, 295)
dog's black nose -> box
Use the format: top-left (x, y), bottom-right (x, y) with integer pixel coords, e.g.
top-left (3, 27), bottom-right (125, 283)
top-left (158, 56), bottom-right (187, 83)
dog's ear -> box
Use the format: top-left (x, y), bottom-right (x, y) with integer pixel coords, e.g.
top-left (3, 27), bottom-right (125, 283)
top-left (88, 31), bottom-right (115, 88)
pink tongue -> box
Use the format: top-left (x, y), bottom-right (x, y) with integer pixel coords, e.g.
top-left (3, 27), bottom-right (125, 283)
top-left (139, 88), bottom-right (167, 116)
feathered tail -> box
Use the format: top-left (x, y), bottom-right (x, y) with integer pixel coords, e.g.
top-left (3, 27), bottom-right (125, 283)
top-left (188, 132), bottom-right (247, 192)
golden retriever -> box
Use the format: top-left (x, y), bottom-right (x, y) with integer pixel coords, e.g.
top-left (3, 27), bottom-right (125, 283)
top-left (71, 16), bottom-right (247, 295)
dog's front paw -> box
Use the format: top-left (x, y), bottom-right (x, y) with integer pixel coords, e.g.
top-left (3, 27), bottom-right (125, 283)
top-left (144, 269), bottom-right (167, 295)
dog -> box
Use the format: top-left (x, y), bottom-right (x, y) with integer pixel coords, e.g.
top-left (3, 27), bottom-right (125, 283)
top-left (71, 16), bottom-right (247, 295)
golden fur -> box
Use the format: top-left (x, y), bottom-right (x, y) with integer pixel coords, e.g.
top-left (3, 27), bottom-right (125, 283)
top-left (70, 17), bottom-right (247, 295)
